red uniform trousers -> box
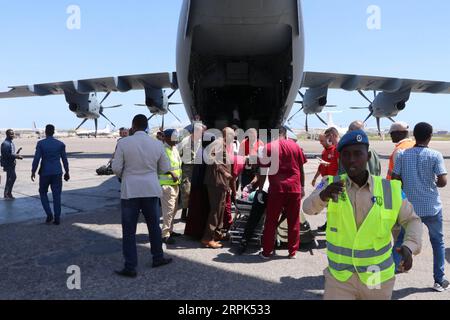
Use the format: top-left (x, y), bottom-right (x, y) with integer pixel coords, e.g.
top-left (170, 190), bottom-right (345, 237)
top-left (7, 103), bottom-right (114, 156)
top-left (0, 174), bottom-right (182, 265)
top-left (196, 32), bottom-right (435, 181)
top-left (262, 192), bottom-right (301, 257)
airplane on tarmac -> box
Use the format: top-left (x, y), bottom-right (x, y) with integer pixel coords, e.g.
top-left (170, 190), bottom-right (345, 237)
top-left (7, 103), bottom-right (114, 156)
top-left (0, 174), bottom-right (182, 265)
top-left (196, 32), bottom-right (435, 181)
top-left (0, 122), bottom-right (72, 139)
top-left (76, 124), bottom-right (115, 138)
top-left (0, 122), bottom-right (43, 138)
top-left (288, 111), bottom-right (347, 138)
top-left (1, 0), bottom-right (450, 136)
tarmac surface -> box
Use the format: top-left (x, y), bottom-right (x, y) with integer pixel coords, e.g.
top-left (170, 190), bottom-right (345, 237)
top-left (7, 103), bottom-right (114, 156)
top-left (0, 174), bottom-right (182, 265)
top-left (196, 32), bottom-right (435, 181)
top-left (0, 137), bottom-right (449, 300)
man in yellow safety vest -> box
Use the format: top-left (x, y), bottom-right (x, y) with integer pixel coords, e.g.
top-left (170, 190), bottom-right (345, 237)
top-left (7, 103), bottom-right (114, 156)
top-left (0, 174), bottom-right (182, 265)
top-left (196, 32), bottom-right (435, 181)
top-left (159, 129), bottom-right (183, 245)
top-left (303, 129), bottom-right (423, 300)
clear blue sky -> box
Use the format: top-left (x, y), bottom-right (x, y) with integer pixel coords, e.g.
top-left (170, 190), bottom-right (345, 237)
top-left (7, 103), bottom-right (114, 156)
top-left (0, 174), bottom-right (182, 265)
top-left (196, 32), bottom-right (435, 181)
top-left (1, 0), bottom-right (450, 131)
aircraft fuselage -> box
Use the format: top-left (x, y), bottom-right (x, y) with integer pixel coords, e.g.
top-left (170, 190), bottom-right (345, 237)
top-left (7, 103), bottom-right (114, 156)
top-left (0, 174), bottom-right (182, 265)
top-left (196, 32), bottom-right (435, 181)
top-left (176, 0), bottom-right (305, 130)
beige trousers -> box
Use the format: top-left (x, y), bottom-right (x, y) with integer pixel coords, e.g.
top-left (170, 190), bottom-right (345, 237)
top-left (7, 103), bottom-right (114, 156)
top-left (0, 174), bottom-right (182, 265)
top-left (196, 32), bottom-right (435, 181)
top-left (161, 185), bottom-right (180, 239)
top-left (323, 268), bottom-right (396, 300)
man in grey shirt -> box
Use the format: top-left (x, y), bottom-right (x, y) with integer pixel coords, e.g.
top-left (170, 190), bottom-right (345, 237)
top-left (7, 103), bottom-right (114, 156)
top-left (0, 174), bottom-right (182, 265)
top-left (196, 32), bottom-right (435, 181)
top-left (112, 115), bottom-right (173, 278)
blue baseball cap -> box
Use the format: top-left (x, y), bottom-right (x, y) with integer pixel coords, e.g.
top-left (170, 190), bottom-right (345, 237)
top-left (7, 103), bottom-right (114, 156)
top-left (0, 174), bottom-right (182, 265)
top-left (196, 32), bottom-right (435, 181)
top-left (337, 130), bottom-right (369, 152)
top-left (163, 129), bottom-right (179, 141)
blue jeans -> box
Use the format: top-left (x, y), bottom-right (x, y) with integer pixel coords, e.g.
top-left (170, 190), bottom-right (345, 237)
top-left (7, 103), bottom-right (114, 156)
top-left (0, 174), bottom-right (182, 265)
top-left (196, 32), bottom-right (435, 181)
top-left (4, 165), bottom-right (16, 196)
top-left (39, 174), bottom-right (63, 219)
top-left (394, 211), bottom-right (446, 283)
top-left (121, 197), bottom-right (165, 272)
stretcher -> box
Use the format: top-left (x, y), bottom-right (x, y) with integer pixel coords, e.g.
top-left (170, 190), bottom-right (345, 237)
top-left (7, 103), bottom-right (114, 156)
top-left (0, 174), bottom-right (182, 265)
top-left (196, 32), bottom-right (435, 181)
top-left (229, 197), bottom-right (317, 251)
top-left (229, 198), bottom-right (265, 245)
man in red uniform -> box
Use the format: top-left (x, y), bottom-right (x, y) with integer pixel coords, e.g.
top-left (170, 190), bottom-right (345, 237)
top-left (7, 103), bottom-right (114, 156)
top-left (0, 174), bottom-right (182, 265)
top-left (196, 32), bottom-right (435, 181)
top-left (312, 134), bottom-right (339, 187)
top-left (259, 127), bottom-right (307, 259)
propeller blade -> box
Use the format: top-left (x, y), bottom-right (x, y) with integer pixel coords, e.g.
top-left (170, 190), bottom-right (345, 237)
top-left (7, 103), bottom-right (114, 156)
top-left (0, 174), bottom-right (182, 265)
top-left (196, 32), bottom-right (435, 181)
top-left (168, 108), bottom-right (182, 123)
top-left (75, 118), bottom-right (88, 131)
top-left (288, 107), bottom-right (304, 122)
top-left (305, 115), bottom-right (309, 132)
top-left (298, 90), bottom-right (304, 99)
top-left (100, 112), bottom-right (116, 128)
top-left (168, 102), bottom-right (183, 106)
top-left (103, 104), bottom-right (122, 109)
top-left (316, 114), bottom-right (328, 126)
top-left (363, 111), bottom-right (374, 123)
top-left (285, 125), bottom-right (296, 134)
top-left (388, 117), bottom-right (396, 123)
top-left (94, 119), bottom-right (98, 138)
top-left (135, 104), bottom-right (147, 107)
top-left (100, 92), bottom-right (111, 105)
top-left (167, 89), bottom-right (178, 100)
top-left (358, 90), bottom-right (373, 104)
top-left (350, 107), bottom-right (370, 110)
top-left (324, 105), bottom-right (338, 108)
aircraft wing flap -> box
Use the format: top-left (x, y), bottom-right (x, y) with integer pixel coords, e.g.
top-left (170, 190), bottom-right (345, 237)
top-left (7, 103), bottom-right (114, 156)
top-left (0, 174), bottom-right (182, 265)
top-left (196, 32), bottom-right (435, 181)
top-left (0, 72), bottom-right (176, 99)
top-left (117, 72), bottom-right (176, 91)
top-left (302, 72), bottom-right (450, 94)
top-left (0, 86), bottom-right (39, 98)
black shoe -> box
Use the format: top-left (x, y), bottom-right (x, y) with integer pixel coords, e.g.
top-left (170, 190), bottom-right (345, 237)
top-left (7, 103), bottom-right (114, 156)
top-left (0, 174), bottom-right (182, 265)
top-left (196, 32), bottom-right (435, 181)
top-left (152, 258), bottom-right (173, 268)
top-left (318, 223), bottom-right (327, 232)
top-left (237, 241), bottom-right (248, 255)
top-left (53, 219), bottom-right (60, 226)
top-left (171, 232), bottom-right (182, 238)
top-left (114, 269), bottom-right (137, 278)
top-left (162, 237), bottom-right (175, 245)
top-left (46, 216), bottom-right (54, 224)
top-left (181, 209), bottom-right (188, 222)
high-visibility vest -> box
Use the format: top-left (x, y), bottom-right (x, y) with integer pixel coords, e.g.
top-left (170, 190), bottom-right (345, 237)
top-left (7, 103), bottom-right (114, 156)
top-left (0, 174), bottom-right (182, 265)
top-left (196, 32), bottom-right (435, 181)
top-left (326, 174), bottom-right (403, 287)
top-left (387, 139), bottom-right (415, 180)
top-left (159, 146), bottom-right (182, 186)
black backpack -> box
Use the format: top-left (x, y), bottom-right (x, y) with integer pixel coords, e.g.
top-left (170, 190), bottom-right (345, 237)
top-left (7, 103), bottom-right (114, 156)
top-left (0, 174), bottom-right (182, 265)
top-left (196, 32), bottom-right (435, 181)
top-left (277, 216), bottom-right (316, 249)
top-left (96, 162), bottom-right (114, 176)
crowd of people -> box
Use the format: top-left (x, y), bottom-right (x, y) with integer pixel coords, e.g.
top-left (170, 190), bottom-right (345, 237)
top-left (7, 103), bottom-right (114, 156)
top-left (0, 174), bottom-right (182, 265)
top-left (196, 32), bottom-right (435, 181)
top-left (1, 114), bottom-right (448, 299)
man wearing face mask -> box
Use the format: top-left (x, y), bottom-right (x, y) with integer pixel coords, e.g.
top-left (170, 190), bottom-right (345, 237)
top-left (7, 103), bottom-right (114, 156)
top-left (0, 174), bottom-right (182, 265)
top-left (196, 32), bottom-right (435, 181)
top-left (303, 130), bottom-right (423, 300)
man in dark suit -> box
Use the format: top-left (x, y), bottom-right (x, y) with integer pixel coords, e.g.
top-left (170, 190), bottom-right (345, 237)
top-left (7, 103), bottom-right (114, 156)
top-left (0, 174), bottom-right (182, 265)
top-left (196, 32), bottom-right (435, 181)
top-left (31, 125), bottom-right (70, 225)
top-left (1, 129), bottom-right (23, 200)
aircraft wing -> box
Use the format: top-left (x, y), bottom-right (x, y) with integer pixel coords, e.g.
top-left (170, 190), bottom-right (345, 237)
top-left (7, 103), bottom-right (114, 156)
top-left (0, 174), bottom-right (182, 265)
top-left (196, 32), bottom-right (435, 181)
top-left (302, 71), bottom-right (450, 94)
top-left (0, 72), bottom-right (177, 99)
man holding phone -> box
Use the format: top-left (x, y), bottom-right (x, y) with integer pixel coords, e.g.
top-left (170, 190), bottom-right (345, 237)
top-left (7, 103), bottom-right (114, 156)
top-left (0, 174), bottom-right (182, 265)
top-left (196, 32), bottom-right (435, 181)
top-left (31, 125), bottom-right (70, 225)
top-left (1, 129), bottom-right (23, 200)
top-left (303, 130), bottom-right (423, 300)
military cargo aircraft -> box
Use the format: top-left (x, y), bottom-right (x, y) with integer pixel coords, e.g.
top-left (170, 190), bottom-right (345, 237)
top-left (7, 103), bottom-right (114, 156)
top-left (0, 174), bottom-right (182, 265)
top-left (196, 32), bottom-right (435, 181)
top-left (1, 0), bottom-right (450, 136)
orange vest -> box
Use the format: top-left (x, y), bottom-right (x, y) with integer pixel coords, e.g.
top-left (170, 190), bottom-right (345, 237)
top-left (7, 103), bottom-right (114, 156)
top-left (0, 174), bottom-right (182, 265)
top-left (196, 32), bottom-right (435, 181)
top-left (387, 139), bottom-right (415, 180)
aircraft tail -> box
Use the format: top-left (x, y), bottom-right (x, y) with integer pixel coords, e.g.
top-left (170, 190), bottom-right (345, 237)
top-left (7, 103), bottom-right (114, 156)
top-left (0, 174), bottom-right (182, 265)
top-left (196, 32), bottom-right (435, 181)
top-left (327, 112), bottom-right (335, 128)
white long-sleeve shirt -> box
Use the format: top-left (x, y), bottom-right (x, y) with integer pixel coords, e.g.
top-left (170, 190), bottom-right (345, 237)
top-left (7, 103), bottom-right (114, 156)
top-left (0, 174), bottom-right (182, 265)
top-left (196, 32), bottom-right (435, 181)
top-left (112, 131), bottom-right (171, 200)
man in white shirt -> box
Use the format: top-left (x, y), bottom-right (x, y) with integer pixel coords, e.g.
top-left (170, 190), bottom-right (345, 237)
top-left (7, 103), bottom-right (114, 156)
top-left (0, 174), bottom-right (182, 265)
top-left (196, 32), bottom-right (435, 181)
top-left (112, 115), bottom-right (173, 278)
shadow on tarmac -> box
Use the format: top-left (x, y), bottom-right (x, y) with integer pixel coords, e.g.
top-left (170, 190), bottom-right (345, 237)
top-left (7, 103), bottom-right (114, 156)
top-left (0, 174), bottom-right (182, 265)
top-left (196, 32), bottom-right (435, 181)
top-left (392, 287), bottom-right (435, 300)
top-left (0, 177), bottom-right (120, 225)
top-left (1, 178), bottom-right (446, 300)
